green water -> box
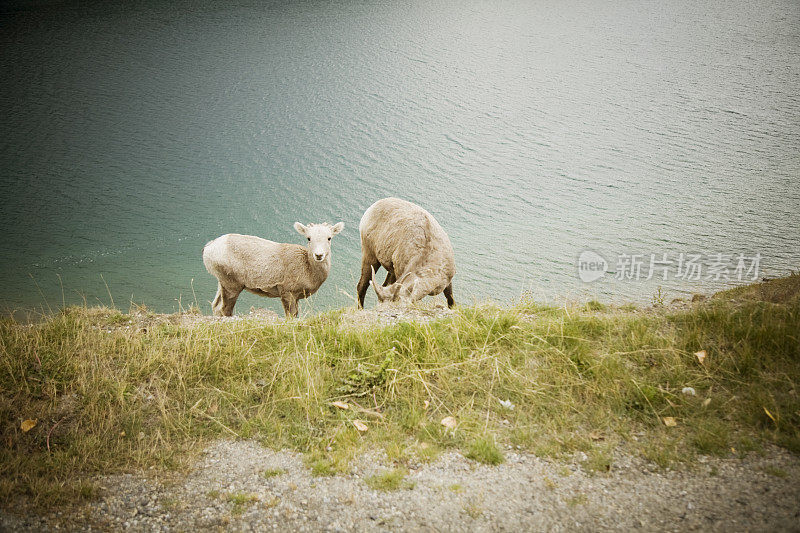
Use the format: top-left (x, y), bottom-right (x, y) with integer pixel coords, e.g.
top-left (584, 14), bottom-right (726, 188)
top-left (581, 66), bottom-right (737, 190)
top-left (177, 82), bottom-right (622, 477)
top-left (1, 0), bottom-right (798, 315)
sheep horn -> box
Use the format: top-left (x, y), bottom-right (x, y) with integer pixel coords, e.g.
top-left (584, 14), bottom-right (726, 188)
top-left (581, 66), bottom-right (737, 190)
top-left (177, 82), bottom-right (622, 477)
top-left (371, 266), bottom-right (387, 300)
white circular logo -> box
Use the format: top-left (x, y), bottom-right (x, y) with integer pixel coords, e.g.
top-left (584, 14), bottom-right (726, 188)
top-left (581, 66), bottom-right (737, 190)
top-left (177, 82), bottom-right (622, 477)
top-left (577, 250), bottom-right (608, 282)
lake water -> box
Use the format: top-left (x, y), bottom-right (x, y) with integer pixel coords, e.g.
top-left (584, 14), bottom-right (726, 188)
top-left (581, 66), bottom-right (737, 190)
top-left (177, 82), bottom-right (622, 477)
top-left (1, 0), bottom-right (799, 316)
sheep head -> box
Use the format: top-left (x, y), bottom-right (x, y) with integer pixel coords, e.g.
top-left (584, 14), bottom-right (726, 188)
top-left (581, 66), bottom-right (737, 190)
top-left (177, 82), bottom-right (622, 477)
top-left (295, 221), bottom-right (344, 262)
top-left (371, 268), bottom-right (419, 303)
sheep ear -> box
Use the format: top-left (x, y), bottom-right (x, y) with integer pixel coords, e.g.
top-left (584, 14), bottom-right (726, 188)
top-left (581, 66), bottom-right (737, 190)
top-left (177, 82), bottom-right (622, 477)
top-left (294, 222), bottom-right (308, 236)
top-left (331, 222), bottom-right (344, 235)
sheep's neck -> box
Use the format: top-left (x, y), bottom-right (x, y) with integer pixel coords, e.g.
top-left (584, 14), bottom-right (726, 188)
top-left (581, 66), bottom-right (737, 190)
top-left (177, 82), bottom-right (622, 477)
top-left (305, 249), bottom-right (331, 283)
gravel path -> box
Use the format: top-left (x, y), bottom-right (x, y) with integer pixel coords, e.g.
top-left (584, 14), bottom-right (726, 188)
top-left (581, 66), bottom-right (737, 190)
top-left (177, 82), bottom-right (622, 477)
top-left (3, 440), bottom-right (798, 532)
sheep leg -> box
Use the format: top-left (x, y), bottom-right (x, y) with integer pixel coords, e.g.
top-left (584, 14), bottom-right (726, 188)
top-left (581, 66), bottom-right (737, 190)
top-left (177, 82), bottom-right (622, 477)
top-left (215, 283), bottom-right (242, 317)
top-left (382, 270), bottom-right (396, 287)
top-left (444, 282), bottom-right (455, 308)
top-left (357, 260), bottom-right (381, 308)
top-left (280, 294), bottom-right (299, 318)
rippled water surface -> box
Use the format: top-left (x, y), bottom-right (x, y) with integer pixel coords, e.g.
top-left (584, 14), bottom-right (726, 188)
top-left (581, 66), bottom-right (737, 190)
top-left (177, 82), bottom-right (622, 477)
top-left (1, 0), bottom-right (799, 314)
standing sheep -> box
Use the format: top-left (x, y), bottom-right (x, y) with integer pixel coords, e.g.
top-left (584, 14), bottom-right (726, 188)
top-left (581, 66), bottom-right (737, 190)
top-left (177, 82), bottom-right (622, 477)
top-left (356, 197), bottom-right (456, 308)
top-left (203, 222), bottom-right (344, 318)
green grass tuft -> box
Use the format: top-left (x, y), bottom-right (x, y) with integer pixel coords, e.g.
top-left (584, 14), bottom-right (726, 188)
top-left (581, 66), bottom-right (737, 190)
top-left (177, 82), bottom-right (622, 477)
top-left (584, 300), bottom-right (607, 311)
top-left (365, 468), bottom-right (414, 491)
top-left (226, 492), bottom-right (258, 515)
top-left (261, 468), bottom-right (287, 478)
top-left (763, 466), bottom-right (788, 478)
top-left (307, 457), bottom-right (337, 477)
top-left (465, 436), bottom-right (505, 465)
top-left (566, 493), bottom-right (588, 507)
top-left (584, 446), bottom-right (614, 473)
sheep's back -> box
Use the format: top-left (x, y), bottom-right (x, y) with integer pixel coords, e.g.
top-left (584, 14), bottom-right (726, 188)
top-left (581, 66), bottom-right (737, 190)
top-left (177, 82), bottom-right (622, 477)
top-left (203, 233), bottom-right (288, 287)
top-left (360, 198), bottom-right (454, 274)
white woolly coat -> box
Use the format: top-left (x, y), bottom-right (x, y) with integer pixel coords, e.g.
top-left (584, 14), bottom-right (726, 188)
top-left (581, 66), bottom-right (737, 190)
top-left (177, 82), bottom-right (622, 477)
top-left (360, 197), bottom-right (455, 299)
top-left (203, 234), bottom-right (329, 300)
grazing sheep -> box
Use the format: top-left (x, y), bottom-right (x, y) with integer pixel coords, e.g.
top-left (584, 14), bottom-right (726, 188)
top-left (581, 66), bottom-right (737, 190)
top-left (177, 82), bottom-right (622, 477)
top-left (356, 197), bottom-right (455, 308)
top-left (203, 222), bottom-right (344, 318)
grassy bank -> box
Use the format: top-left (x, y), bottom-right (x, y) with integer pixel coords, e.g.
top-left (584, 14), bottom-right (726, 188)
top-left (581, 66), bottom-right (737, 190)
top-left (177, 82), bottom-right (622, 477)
top-left (1, 276), bottom-right (799, 507)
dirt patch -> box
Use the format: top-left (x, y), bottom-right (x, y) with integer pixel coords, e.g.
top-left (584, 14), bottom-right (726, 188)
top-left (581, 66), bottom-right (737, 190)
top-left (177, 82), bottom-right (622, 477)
top-left (335, 301), bottom-right (456, 328)
top-left (90, 307), bottom-right (283, 332)
top-left (86, 301), bottom-right (460, 332)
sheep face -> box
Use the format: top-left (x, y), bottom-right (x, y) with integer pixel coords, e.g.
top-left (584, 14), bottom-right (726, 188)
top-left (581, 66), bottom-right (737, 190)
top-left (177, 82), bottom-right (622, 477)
top-left (294, 221), bottom-right (344, 262)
